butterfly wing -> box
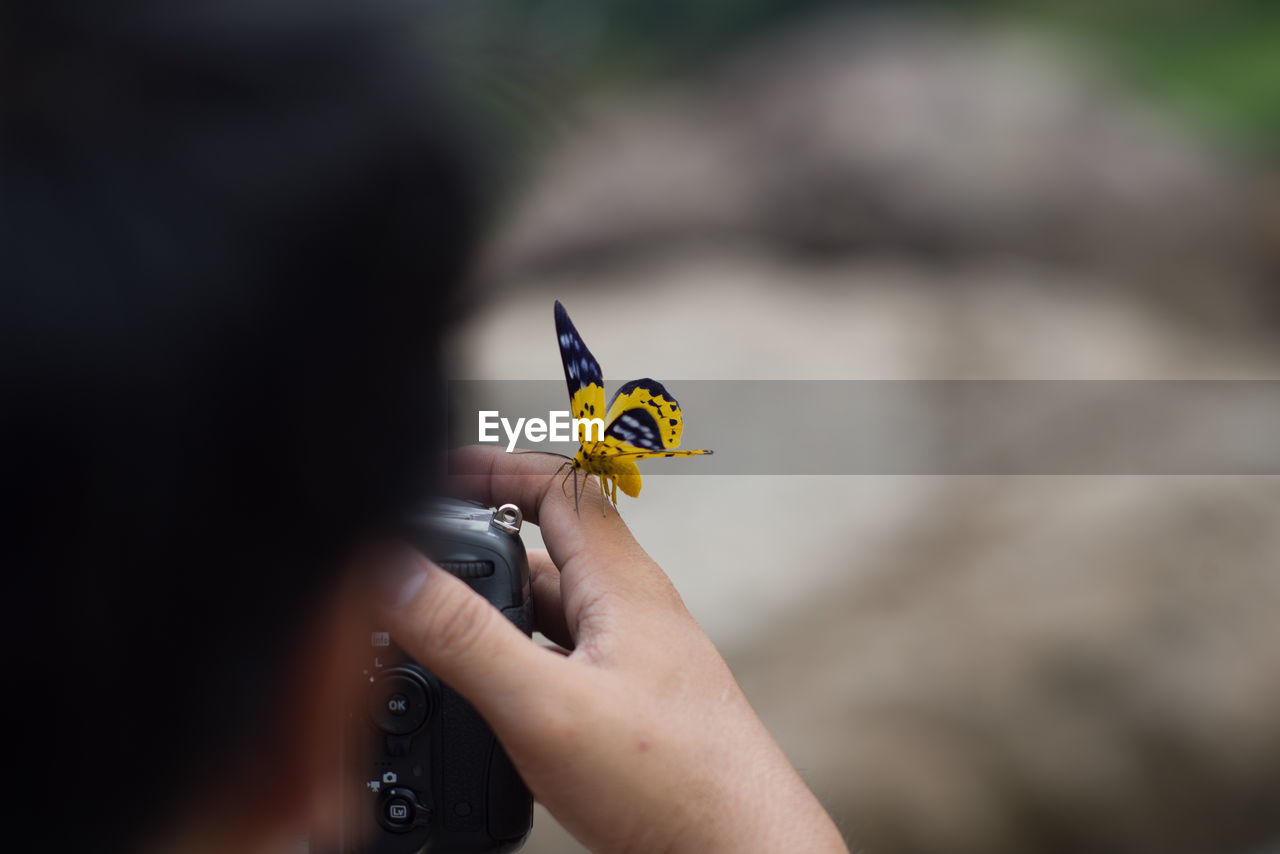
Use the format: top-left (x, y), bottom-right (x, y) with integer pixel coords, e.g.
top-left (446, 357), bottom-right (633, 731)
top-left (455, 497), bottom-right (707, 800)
top-left (595, 410), bottom-right (663, 498)
top-left (604, 378), bottom-right (687, 448)
top-left (600, 379), bottom-right (713, 458)
top-left (592, 405), bottom-right (712, 497)
top-left (600, 384), bottom-right (714, 453)
top-left (601, 405), bottom-right (668, 453)
top-left (602, 448), bottom-right (715, 461)
top-left (554, 300), bottom-right (605, 424)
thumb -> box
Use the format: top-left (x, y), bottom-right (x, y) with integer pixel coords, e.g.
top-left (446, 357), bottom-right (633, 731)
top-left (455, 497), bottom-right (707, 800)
top-left (377, 553), bottom-right (560, 730)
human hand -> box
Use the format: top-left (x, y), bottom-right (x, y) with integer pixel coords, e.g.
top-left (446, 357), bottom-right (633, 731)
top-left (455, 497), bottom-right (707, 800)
top-left (377, 446), bottom-right (847, 854)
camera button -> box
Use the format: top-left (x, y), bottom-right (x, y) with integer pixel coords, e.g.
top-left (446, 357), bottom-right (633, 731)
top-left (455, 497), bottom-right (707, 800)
top-left (369, 671), bottom-right (430, 735)
top-left (384, 797), bottom-right (413, 827)
top-left (378, 787), bottom-right (431, 833)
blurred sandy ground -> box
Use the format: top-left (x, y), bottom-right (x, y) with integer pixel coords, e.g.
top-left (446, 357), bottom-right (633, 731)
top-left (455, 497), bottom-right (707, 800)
top-left (449, 12), bottom-right (1280, 854)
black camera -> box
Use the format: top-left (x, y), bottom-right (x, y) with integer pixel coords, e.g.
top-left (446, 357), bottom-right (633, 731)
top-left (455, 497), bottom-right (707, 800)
top-left (326, 499), bottom-right (534, 853)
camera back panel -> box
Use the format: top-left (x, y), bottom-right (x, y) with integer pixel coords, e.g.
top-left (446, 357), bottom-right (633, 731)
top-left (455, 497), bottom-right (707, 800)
top-left (323, 501), bottom-right (534, 853)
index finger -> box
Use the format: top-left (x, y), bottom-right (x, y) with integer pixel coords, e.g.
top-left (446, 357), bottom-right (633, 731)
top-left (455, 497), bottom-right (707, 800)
top-left (447, 445), bottom-right (681, 617)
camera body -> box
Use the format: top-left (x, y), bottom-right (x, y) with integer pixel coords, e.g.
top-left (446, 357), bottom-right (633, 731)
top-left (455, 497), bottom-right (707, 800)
top-left (335, 499), bottom-right (534, 853)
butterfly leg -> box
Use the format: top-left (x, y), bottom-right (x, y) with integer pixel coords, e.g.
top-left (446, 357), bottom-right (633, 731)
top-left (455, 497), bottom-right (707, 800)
top-left (573, 464), bottom-right (583, 516)
top-left (557, 461), bottom-right (577, 501)
top-left (598, 475), bottom-right (611, 517)
top-left (547, 461), bottom-right (569, 496)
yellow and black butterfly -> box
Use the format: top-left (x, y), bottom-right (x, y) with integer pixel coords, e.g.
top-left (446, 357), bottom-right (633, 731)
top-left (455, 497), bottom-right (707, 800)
top-left (553, 300), bottom-right (712, 511)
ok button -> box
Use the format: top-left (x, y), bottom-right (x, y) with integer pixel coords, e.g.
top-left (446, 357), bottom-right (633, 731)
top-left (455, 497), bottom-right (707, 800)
top-left (369, 670), bottom-right (431, 735)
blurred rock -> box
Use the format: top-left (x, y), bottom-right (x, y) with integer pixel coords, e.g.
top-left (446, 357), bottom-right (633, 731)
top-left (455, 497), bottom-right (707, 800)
top-left (483, 14), bottom-right (1274, 327)
top-left (736, 476), bottom-right (1280, 854)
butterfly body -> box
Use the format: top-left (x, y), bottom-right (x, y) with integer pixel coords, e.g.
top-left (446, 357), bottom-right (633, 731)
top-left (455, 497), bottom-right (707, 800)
top-left (554, 300), bottom-right (712, 510)
top-left (571, 450), bottom-right (642, 503)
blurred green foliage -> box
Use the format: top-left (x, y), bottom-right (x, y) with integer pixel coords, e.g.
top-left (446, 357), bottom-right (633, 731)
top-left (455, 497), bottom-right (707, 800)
top-left (979, 0), bottom-right (1280, 151)
top-left (445, 0), bottom-right (1280, 153)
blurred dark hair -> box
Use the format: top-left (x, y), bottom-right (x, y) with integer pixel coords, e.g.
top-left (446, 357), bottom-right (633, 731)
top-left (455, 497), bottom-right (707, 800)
top-left (0, 1), bottom-right (479, 849)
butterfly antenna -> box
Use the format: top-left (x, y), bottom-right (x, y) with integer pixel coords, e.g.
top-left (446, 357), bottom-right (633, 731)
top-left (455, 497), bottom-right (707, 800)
top-left (512, 449), bottom-right (574, 461)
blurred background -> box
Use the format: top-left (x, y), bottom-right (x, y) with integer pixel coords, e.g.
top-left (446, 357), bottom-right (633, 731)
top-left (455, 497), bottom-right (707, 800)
top-left (439, 1), bottom-right (1280, 852)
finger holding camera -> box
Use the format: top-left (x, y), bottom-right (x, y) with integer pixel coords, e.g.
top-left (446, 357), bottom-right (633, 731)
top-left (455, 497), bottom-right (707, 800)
top-left (378, 446), bottom-right (848, 854)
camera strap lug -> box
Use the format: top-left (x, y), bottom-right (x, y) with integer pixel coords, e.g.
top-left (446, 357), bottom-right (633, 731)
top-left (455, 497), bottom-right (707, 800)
top-left (492, 503), bottom-right (523, 534)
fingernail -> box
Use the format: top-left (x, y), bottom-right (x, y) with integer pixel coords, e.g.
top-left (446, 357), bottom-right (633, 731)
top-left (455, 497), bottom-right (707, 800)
top-left (375, 554), bottom-right (430, 610)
